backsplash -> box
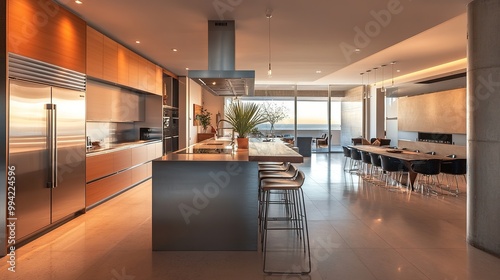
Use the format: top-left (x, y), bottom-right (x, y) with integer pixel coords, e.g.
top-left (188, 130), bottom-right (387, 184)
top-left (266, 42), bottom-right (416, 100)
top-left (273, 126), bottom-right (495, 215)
top-left (87, 122), bottom-right (136, 146)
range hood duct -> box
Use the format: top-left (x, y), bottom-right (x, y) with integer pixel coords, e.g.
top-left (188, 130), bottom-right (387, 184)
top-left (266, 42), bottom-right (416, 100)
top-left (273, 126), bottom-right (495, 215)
top-left (188, 20), bottom-right (255, 96)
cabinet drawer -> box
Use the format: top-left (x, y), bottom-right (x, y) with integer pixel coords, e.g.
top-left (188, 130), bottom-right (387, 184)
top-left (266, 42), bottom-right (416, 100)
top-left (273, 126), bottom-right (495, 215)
top-left (86, 153), bottom-right (114, 182)
top-left (132, 162), bottom-right (151, 185)
top-left (132, 145), bottom-right (149, 166)
top-left (86, 169), bottom-right (132, 207)
top-left (113, 149), bottom-right (132, 172)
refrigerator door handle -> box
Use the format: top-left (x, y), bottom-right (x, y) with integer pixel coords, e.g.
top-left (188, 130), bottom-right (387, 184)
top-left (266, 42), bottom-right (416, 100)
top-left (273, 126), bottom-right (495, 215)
top-left (46, 104), bottom-right (57, 188)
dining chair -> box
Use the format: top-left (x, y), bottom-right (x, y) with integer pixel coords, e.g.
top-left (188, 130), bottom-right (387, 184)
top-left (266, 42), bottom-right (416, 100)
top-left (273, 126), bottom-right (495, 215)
top-left (440, 158), bottom-right (466, 195)
top-left (411, 159), bottom-right (442, 195)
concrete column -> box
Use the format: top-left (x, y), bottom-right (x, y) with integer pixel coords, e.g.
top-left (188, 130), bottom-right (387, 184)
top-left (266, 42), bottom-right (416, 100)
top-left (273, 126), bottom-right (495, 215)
top-left (467, 0), bottom-right (500, 257)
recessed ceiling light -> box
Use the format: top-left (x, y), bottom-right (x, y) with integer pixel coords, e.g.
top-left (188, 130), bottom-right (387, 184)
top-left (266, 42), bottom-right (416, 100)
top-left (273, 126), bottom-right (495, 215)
top-left (315, 70), bottom-right (322, 74)
top-left (171, 48), bottom-right (178, 52)
top-left (397, 70), bottom-right (401, 73)
top-left (75, 0), bottom-right (83, 4)
top-left (135, 40), bottom-right (141, 44)
top-left (212, 81), bottom-right (216, 85)
top-left (354, 49), bottom-right (361, 53)
top-left (185, 67), bottom-right (189, 70)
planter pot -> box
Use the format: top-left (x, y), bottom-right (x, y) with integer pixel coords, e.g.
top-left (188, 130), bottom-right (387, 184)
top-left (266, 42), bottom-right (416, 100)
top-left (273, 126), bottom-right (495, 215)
top-left (236, 137), bottom-right (249, 149)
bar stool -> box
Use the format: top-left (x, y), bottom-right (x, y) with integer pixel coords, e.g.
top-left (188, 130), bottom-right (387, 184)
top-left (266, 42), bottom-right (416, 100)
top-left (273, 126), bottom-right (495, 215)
top-left (411, 159), bottom-right (441, 195)
top-left (440, 158), bottom-right (466, 195)
top-left (258, 162), bottom-right (290, 173)
top-left (258, 165), bottom-right (298, 230)
top-left (261, 171), bottom-right (311, 274)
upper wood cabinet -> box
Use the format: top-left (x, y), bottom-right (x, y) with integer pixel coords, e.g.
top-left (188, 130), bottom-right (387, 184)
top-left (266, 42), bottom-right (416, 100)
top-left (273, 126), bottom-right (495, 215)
top-left (87, 80), bottom-right (144, 122)
top-left (85, 26), bottom-right (164, 95)
top-left (86, 27), bottom-right (104, 78)
top-left (8, 0), bottom-right (86, 73)
top-left (155, 66), bottom-right (163, 96)
top-left (103, 35), bottom-right (118, 83)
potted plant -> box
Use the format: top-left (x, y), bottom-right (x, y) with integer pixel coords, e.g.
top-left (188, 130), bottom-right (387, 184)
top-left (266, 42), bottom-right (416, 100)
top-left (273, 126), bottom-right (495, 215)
top-left (195, 108), bottom-right (212, 133)
top-left (224, 102), bottom-right (266, 149)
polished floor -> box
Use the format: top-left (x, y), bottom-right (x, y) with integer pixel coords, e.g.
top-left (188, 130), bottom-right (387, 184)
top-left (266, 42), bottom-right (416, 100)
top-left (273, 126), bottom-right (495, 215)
top-left (2, 153), bottom-right (500, 279)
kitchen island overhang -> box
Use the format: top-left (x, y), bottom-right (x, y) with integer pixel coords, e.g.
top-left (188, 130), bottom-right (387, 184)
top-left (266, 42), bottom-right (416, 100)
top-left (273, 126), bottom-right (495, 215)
top-left (152, 139), bottom-right (302, 251)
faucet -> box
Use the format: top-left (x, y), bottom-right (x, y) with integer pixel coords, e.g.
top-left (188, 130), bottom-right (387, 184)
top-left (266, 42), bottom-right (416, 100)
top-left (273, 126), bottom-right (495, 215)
top-left (215, 119), bottom-right (231, 139)
top-left (216, 119), bottom-right (235, 151)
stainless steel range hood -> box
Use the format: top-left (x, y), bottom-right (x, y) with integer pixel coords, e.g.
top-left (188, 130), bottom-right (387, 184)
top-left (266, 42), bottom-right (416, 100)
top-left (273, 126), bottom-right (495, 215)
top-left (188, 20), bottom-right (255, 96)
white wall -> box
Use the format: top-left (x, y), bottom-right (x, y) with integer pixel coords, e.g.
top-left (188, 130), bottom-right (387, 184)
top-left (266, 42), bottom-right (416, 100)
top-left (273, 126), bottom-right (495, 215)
top-left (201, 89), bottom-right (224, 130)
top-left (385, 97), bottom-right (398, 146)
top-left (188, 79), bottom-right (203, 146)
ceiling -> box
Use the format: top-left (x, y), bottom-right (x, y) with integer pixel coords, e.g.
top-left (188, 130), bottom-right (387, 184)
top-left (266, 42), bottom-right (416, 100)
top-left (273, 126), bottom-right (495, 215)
top-left (56, 0), bottom-right (471, 90)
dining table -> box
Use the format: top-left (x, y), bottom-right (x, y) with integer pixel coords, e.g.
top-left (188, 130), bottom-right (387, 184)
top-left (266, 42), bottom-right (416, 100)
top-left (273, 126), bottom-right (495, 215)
top-left (348, 145), bottom-right (462, 190)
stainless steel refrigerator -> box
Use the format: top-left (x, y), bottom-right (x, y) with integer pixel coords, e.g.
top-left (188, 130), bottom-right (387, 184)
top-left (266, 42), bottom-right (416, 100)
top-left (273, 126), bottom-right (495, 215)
top-left (8, 77), bottom-right (86, 241)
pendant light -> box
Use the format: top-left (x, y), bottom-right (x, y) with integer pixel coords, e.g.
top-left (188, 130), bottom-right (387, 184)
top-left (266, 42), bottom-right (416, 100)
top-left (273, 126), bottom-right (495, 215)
top-left (390, 61), bottom-right (396, 86)
top-left (266, 10), bottom-right (273, 78)
top-left (380, 65), bottom-right (386, 93)
top-left (365, 70), bottom-right (371, 99)
top-left (360, 72), bottom-right (365, 97)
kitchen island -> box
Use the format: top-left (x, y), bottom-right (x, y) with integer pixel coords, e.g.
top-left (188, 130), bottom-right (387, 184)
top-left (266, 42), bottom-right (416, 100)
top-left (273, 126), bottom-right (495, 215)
top-left (152, 138), bottom-right (302, 251)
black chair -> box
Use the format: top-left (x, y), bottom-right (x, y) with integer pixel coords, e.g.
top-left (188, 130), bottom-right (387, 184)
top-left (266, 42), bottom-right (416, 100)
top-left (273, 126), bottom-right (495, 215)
top-left (379, 155), bottom-right (409, 190)
top-left (379, 139), bottom-right (391, 146)
top-left (440, 158), bottom-right (466, 195)
top-left (349, 147), bottom-right (361, 172)
top-left (411, 159), bottom-right (441, 195)
top-left (360, 151), bottom-right (373, 178)
top-left (342, 146), bottom-right (352, 171)
top-left (369, 153), bottom-right (383, 183)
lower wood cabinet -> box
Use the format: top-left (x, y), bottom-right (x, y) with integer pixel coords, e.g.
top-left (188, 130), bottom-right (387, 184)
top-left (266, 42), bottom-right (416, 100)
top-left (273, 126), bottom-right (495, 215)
top-left (86, 168), bottom-right (132, 207)
top-left (85, 142), bottom-right (159, 208)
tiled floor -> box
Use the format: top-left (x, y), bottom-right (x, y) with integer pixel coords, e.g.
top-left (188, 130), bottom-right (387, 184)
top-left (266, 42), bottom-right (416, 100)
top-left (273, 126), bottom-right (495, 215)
top-left (2, 153), bottom-right (500, 279)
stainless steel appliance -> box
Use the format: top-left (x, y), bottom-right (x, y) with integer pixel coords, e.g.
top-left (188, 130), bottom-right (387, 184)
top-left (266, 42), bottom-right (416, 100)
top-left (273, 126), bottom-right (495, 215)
top-left (188, 20), bottom-right (255, 96)
top-left (140, 127), bottom-right (162, 140)
top-left (163, 108), bottom-right (179, 152)
top-left (8, 54), bottom-right (86, 241)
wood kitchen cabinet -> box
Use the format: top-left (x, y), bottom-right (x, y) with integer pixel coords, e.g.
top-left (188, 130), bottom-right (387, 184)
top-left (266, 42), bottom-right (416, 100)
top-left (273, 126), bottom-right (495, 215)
top-left (85, 25), bottom-right (165, 95)
top-left (87, 80), bottom-right (143, 122)
top-left (86, 142), bottom-right (159, 208)
top-left (8, 0), bottom-right (86, 73)
top-left (86, 26), bottom-right (104, 78)
top-left (103, 36), bottom-right (119, 83)
top-left (155, 66), bottom-right (164, 96)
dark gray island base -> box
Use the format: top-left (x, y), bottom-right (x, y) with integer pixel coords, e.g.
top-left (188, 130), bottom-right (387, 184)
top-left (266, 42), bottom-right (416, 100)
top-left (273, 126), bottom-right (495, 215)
top-left (152, 139), bottom-right (302, 251)
top-left (152, 160), bottom-right (259, 251)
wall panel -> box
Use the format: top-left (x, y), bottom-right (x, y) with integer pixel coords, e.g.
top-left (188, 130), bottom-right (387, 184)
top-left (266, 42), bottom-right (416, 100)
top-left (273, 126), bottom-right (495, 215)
top-left (398, 88), bottom-right (466, 134)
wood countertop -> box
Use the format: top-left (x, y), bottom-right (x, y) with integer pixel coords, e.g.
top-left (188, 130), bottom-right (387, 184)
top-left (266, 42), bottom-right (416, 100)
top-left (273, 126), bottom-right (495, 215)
top-left (157, 138), bottom-right (303, 163)
top-left (349, 145), bottom-right (462, 161)
top-left (248, 141), bottom-right (303, 163)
